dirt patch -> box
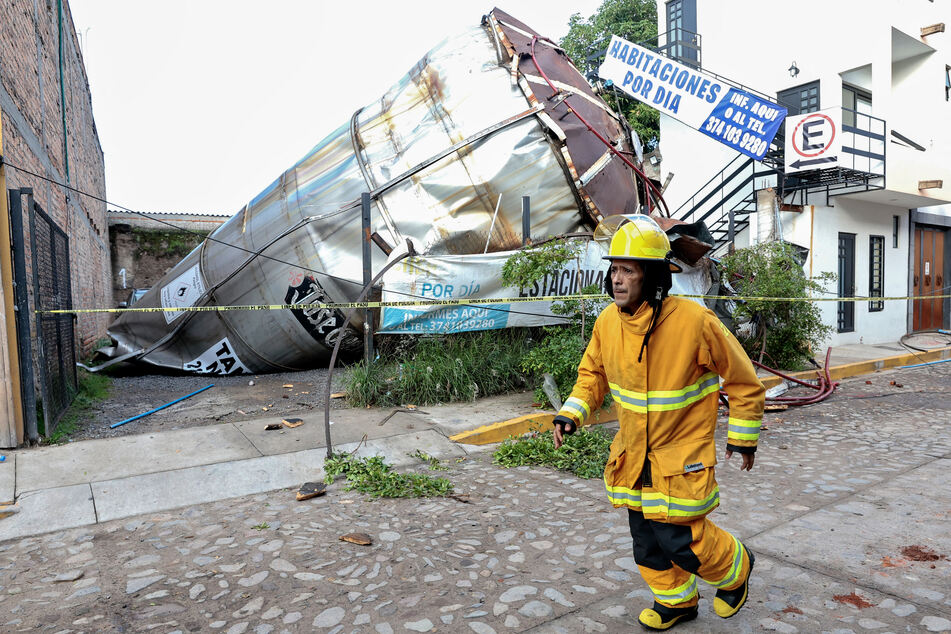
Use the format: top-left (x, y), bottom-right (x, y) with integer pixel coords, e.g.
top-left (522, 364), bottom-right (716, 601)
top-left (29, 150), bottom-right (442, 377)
top-left (901, 545), bottom-right (947, 562)
top-left (833, 592), bottom-right (873, 609)
top-left (61, 366), bottom-right (349, 443)
top-left (781, 605), bottom-right (803, 614)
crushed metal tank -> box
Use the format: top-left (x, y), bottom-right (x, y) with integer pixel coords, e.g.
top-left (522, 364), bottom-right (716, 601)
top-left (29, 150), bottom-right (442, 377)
top-left (100, 9), bottom-right (642, 374)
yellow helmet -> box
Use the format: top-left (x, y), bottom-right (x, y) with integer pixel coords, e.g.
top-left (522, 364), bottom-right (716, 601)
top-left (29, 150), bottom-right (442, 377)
top-left (595, 214), bottom-right (682, 272)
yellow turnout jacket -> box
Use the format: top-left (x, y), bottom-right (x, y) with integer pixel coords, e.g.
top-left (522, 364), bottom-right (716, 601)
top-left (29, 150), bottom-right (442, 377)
top-left (557, 297), bottom-right (765, 523)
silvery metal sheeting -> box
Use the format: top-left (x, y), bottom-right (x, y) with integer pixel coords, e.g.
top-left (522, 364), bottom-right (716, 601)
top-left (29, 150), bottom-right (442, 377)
top-left (100, 10), bottom-right (641, 375)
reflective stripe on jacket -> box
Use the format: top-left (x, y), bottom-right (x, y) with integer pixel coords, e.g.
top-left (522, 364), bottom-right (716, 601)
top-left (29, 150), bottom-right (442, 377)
top-left (556, 297), bottom-right (765, 522)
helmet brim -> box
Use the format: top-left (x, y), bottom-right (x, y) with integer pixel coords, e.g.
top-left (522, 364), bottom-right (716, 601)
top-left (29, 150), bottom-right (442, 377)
top-left (603, 255), bottom-right (683, 273)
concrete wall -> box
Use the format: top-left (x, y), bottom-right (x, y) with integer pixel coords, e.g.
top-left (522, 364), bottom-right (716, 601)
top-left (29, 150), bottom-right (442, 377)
top-left (0, 0), bottom-right (110, 354)
top-left (654, 0), bottom-right (951, 345)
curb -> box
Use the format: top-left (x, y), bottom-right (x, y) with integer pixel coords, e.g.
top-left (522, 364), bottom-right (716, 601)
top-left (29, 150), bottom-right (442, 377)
top-left (449, 404), bottom-right (619, 446)
top-left (758, 345), bottom-right (951, 389)
top-left (450, 346), bottom-right (951, 446)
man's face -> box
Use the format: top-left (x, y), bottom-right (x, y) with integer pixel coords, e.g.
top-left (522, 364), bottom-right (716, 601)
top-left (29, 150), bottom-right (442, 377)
top-left (610, 259), bottom-right (644, 313)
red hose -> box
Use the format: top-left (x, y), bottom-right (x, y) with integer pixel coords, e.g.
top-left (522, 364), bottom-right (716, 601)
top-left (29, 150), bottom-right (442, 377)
top-left (734, 347), bottom-right (837, 408)
top-left (529, 37), bottom-right (670, 217)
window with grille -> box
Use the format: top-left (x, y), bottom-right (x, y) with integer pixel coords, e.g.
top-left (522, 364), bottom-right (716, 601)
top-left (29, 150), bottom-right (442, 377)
top-left (778, 81), bottom-right (820, 116)
top-left (869, 235), bottom-right (884, 312)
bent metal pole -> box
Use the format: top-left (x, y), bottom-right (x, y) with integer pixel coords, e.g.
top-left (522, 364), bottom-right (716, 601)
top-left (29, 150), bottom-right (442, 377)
top-left (323, 239), bottom-right (418, 459)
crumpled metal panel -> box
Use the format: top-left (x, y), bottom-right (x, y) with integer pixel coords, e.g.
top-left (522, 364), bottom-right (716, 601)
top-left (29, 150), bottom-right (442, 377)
top-left (101, 10), bottom-right (640, 374)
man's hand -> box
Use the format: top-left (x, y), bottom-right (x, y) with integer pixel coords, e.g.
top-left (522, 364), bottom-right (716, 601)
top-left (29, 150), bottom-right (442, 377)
top-left (552, 415), bottom-right (577, 449)
top-left (725, 449), bottom-right (755, 471)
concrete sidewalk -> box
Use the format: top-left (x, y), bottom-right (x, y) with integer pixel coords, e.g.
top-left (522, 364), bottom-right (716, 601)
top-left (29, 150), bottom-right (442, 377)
top-left (0, 340), bottom-right (948, 543)
top-left (0, 391), bottom-right (536, 542)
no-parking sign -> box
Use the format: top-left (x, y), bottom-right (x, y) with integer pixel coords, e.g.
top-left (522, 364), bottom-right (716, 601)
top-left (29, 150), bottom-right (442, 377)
top-left (784, 108), bottom-right (841, 173)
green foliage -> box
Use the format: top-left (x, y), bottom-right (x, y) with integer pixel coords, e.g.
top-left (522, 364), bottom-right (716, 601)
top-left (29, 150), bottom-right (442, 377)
top-left (501, 238), bottom-right (608, 404)
top-left (410, 449), bottom-right (448, 471)
top-left (552, 283), bottom-right (608, 341)
top-left (560, 0), bottom-right (659, 148)
top-left (44, 369), bottom-right (112, 443)
top-left (500, 239), bottom-right (583, 291)
top-left (721, 242), bottom-right (836, 370)
top-left (324, 453), bottom-right (454, 498)
top-left (342, 330), bottom-right (529, 407)
top-left (493, 426), bottom-right (614, 479)
top-left (133, 229), bottom-right (207, 258)
top-left (251, 522), bottom-right (270, 530)
top-left (520, 326), bottom-right (586, 403)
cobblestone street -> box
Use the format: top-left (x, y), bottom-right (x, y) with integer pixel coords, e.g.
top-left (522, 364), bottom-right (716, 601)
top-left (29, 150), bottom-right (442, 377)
top-left (1, 364), bottom-right (950, 633)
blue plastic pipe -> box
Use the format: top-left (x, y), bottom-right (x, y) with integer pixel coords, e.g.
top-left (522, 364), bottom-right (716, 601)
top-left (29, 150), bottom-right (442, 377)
top-left (898, 359), bottom-right (951, 370)
top-left (111, 384), bottom-right (215, 428)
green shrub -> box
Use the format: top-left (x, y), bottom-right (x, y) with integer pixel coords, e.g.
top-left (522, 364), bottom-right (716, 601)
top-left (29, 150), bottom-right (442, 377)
top-left (343, 329), bottom-right (529, 407)
top-left (721, 241), bottom-right (835, 370)
top-left (519, 325), bottom-right (586, 403)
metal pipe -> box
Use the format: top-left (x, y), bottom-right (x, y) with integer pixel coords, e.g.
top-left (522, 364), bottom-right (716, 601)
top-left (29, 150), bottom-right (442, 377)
top-left (521, 196), bottom-right (531, 246)
top-left (361, 193), bottom-right (374, 362)
top-left (323, 239), bottom-right (417, 458)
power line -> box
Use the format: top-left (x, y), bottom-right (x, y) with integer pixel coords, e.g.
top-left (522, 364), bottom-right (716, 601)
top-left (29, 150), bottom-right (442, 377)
top-left (2, 158), bottom-right (577, 321)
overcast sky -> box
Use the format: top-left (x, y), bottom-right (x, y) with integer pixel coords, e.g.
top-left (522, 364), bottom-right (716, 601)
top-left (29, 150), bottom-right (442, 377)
top-left (69, 1), bottom-right (604, 216)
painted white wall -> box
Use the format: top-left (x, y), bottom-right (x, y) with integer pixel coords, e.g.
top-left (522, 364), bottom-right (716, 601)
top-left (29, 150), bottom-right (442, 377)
top-left (652, 0), bottom-right (950, 344)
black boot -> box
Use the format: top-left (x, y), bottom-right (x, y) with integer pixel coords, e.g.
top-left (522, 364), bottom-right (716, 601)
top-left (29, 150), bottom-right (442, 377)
top-left (713, 545), bottom-right (755, 618)
top-left (638, 601), bottom-right (699, 630)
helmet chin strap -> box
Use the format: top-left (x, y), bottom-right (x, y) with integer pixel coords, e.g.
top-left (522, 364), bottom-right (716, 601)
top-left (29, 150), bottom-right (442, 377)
top-left (637, 286), bottom-right (664, 363)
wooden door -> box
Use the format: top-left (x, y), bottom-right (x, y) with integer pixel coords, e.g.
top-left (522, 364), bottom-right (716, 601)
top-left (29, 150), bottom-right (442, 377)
top-left (914, 227), bottom-right (946, 331)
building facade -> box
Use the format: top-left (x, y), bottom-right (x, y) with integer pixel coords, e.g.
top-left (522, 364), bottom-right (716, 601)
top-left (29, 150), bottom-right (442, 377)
top-left (655, 0), bottom-right (950, 345)
top-left (1, 0), bottom-right (109, 444)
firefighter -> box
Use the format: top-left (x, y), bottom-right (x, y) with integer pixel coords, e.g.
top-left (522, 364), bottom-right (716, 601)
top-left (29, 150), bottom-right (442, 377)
top-left (552, 214), bottom-right (764, 630)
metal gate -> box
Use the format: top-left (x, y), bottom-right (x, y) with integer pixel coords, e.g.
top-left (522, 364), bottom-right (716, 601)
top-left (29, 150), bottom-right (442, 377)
top-left (8, 188), bottom-right (77, 439)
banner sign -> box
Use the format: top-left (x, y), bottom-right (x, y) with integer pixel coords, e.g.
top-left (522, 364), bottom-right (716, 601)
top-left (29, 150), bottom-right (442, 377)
top-left (379, 239), bottom-right (714, 335)
top-left (598, 35), bottom-right (786, 161)
top-left (379, 241), bottom-right (609, 334)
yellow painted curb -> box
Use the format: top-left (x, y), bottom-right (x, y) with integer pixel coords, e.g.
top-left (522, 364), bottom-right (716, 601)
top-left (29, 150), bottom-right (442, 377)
top-left (450, 403), bottom-right (619, 446)
top-left (759, 345), bottom-right (951, 389)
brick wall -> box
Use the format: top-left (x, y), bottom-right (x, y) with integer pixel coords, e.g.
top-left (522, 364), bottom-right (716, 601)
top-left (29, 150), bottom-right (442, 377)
top-left (1, 0), bottom-right (110, 355)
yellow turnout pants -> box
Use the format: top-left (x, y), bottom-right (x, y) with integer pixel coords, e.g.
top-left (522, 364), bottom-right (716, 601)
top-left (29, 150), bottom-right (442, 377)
top-left (628, 509), bottom-right (751, 608)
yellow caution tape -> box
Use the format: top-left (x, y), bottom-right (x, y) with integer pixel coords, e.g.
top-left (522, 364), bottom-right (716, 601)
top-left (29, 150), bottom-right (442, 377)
top-left (36, 292), bottom-right (951, 315)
